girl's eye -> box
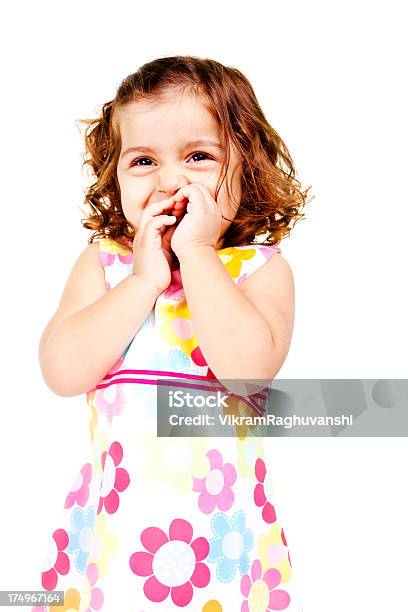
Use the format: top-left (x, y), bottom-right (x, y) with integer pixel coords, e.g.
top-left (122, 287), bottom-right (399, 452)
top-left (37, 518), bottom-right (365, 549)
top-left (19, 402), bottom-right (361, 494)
top-left (190, 152), bottom-right (211, 162)
top-left (130, 157), bottom-right (153, 167)
top-left (129, 152), bottom-right (212, 167)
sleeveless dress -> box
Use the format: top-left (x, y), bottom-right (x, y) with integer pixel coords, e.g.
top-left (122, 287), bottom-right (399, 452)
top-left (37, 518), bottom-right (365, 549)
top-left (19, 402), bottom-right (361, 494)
top-left (32, 237), bottom-right (303, 612)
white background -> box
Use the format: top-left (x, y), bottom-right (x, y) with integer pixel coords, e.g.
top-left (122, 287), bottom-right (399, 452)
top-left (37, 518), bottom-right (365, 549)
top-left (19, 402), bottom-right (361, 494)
top-left (0, 1), bottom-right (407, 611)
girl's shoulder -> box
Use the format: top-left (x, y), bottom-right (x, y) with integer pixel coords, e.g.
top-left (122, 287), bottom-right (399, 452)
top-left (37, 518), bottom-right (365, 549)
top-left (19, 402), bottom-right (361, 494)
top-left (41, 241), bottom-right (108, 348)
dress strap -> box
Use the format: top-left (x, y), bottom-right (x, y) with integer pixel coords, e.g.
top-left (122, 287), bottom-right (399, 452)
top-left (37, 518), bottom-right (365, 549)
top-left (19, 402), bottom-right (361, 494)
top-left (217, 243), bottom-right (281, 286)
top-left (97, 237), bottom-right (133, 291)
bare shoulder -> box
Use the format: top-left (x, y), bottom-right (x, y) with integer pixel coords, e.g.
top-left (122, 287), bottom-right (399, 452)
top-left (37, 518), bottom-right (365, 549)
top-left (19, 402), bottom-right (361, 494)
top-left (240, 251), bottom-right (295, 299)
top-left (60, 241), bottom-right (107, 305)
top-left (239, 251), bottom-right (295, 348)
top-left (40, 241), bottom-right (107, 345)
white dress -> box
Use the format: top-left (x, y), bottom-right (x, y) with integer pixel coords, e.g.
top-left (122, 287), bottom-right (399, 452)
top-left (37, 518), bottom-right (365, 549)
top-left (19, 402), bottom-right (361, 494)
top-left (31, 237), bottom-right (303, 612)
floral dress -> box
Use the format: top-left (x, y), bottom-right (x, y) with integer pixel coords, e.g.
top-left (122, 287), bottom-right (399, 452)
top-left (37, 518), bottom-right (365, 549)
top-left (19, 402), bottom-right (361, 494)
top-left (32, 237), bottom-right (303, 612)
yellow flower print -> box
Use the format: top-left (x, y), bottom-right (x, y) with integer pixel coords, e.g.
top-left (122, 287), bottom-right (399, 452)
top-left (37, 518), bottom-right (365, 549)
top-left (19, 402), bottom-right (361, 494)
top-left (142, 428), bottom-right (210, 494)
top-left (235, 435), bottom-right (265, 479)
top-left (258, 522), bottom-right (292, 584)
top-left (80, 580), bottom-right (92, 611)
top-left (49, 588), bottom-right (80, 611)
top-left (156, 300), bottom-right (197, 356)
top-left (86, 390), bottom-right (98, 442)
top-left (202, 600), bottom-right (223, 611)
top-left (217, 247), bottom-right (256, 279)
top-left (86, 513), bottom-right (119, 579)
top-left (222, 395), bottom-right (262, 440)
top-left (98, 237), bottom-right (131, 256)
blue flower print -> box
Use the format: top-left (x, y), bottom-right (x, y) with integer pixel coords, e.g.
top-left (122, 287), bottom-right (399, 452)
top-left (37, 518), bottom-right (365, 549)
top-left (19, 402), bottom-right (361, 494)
top-left (146, 348), bottom-right (203, 375)
top-left (168, 347), bottom-right (191, 371)
top-left (166, 348), bottom-right (203, 374)
top-left (207, 510), bottom-right (254, 583)
top-left (139, 315), bottom-right (151, 333)
top-left (66, 506), bottom-right (96, 574)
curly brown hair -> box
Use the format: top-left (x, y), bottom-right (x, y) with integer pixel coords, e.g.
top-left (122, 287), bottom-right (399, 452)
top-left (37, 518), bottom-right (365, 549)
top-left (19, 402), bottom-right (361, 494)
top-left (77, 55), bottom-right (313, 249)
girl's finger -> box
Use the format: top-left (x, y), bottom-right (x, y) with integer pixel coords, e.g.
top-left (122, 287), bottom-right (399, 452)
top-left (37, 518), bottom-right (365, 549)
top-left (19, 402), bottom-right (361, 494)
top-left (139, 201), bottom-right (174, 229)
top-left (138, 201), bottom-right (175, 235)
top-left (140, 215), bottom-right (175, 245)
top-left (143, 200), bottom-right (174, 216)
top-left (169, 184), bottom-right (209, 211)
top-left (171, 199), bottom-right (188, 219)
top-left (166, 190), bottom-right (189, 204)
top-left (145, 215), bottom-right (176, 235)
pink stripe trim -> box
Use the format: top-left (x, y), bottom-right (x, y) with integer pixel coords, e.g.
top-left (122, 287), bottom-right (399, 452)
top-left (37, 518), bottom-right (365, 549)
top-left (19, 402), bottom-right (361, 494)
top-left (102, 368), bottom-right (268, 397)
top-left (95, 376), bottom-right (266, 416)
top-left (101, 368), bottom-right (269, 401)
top-left (102, 368), bottom-right (212, 381)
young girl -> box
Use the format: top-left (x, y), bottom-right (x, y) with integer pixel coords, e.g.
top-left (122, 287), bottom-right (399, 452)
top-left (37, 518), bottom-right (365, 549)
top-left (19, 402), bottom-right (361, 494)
top-left (32, 55), bottom-right (311, 611)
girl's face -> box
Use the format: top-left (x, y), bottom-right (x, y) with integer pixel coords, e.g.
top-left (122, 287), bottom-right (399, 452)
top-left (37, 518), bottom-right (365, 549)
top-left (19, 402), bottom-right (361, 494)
top-left (116, 88), bottom-right (242, 250)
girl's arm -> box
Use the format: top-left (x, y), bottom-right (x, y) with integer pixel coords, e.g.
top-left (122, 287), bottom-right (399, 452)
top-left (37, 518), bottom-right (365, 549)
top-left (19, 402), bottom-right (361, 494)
top-left (39, 243), bottom-right (160, 397)
top-left (178, 246), bottom-right (295, 382)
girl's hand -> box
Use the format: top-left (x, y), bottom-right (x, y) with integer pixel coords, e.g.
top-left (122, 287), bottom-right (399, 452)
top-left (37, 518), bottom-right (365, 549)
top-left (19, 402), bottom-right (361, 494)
top-left (167, 183), bottom-right (223, 260)
top-left (132, 200), bottom-right (178, 294)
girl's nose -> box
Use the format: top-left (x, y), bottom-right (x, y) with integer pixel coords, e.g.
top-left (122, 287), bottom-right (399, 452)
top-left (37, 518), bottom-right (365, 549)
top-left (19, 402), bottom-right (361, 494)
top-left (157, 172), bottom-right (189, 198)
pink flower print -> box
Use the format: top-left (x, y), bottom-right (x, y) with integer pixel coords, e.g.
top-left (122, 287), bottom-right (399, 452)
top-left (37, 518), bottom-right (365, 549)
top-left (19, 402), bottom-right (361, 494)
top-left (118, 251), bottom-right (133, 264)
top-left (259, 246), bottom-right (281, 260)
top-left (97, 441), bottom-right (130, 515)
top-left (40, 528), bottom-right (70, 590)
top-left (129, 518), bottom-right (210, 607)
top-left (84, 562), bottom-right (104, 611)
top-left (98, 239), bottom-right (133, 267)
top-left (193, 449), bottom-right (237, 513)
top-left (281, 528), bottom-right (292, 567)
top-left (190, 346), bottom-right (217, 379)
top-left (254, 458), bottom-right (277, 524)
top-left (163, 269), bottom-right (185, 300)
top-left (237, 273), bottom-right (249, 287)
top-left (64, 463), bottom-right (92, 509)
top-left (94, 383), bottom-right (125, 426)
top-left (99, 251), bottom-right (115, 267)
top-left (191, 345), bottom-right (207, 367)
top-left (241, 559), bottom-right (290, 610)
